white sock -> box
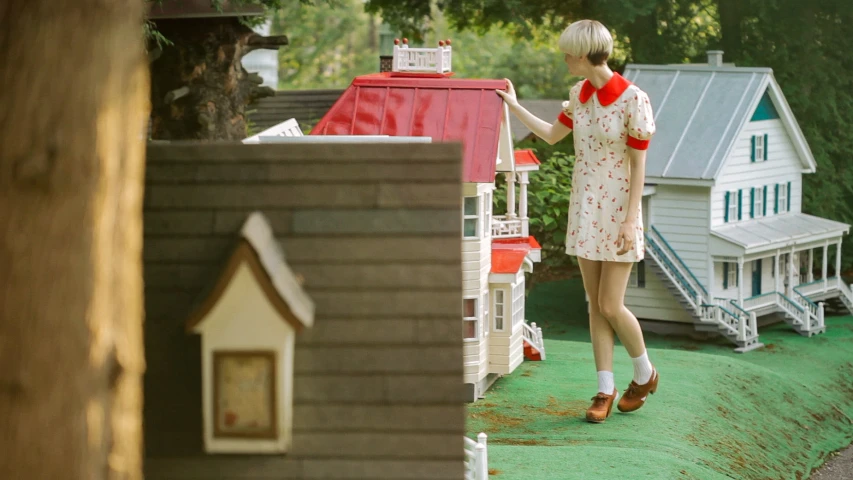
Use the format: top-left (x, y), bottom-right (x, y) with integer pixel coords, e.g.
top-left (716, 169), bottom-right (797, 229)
top-left (597, 371), bottom-right (615, 394)
top-left (632, 351), bottom-right (654, 385)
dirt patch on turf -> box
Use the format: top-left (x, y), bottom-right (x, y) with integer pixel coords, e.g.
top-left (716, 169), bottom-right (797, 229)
top-left (537, 395), bottom-right (588, 418)
top-left (469, 410), bottom-right (524, 429)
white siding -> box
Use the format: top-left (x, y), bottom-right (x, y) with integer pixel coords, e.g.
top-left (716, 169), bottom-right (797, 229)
top-left (711, 119), bottom-right (804, 228)
top-left (625, 264), bottom-right (693, 323)
top-left (648, 185), bottom-right (711, 285)
top-left (462, 185), bottom-right (494, 385)
top-left (488, 272), bottom-right (525, 375)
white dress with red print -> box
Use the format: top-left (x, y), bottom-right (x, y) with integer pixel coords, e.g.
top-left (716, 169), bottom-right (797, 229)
top-left (557, 72), bottom-right (656, 262)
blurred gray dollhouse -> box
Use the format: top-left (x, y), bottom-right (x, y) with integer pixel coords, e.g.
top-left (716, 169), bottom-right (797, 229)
top-left (621, 51), bottom-right (853, 352)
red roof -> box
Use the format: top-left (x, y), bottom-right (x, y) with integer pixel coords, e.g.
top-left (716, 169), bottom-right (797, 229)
top-left (491, 236), bottom-right (541, 274)
top-left (493, 236), bottom-right (542, 250)
top-left (310, 72), bottom-right (507, 183)
top-left (514, 149), bottom-right (541, 166)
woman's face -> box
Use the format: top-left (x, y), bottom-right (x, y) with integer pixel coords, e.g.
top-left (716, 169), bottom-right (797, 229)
top-left (563, 52), bottom-right (585, 75)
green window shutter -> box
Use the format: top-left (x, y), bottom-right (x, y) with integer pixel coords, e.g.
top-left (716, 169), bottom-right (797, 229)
top-left (638, 261), bottom-right (646, 288)
top-left (764, 134), bottom-right (769, 160)
top-left (724, 192), bottom-right (730, 222)
top-left (774, 184), bottom-right (779, 214)
top-left (750, 136), bottom-right (756, 162)
top-left (750, 188), bottom-right (755, 218)
top-left (787, 181), bottom-right (792, 211)
top-left (738, 190), bottom-right (743, 220)
top-left (723, 263), bottom-right (728, 289)
top-left (763, 185), bottom-right (768, 215)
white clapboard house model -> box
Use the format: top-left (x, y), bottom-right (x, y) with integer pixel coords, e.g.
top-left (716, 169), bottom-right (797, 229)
top-left (621, 51), bottom-right (852, 352)
top-left (296, 39), bottom-right (547, 400)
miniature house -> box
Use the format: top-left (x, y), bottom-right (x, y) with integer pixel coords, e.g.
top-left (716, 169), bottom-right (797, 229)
top-left (310, 39), bottom-right (546, 400)
top-left (620, 51), bottom-right (853, 351)
top-left (185, 211), bottom-right (314, 454)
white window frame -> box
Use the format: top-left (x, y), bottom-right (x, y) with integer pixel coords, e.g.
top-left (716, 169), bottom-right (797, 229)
top-left (727, 190), bottom-right (738, 223)
top-left (463, 297), bottom-right (479, 341)
top-left (778, 183), bottom-right (788, 213)
top-left (493, 289), bottom-right (506, 332)
top-left (753, 187), bottom-right (764, 218)
top-left (753, 135), bottom-right (765, 161)
top-left (484, 191), bottom-right (492, 238)
top-left (463, 196), bottom-right (480, 239)
top-left (727, 262), bottom-right (738, 288)
top-left (482, 291), bottom-right (489, 337)
top-left (512, 281), bottom-right (524, 329)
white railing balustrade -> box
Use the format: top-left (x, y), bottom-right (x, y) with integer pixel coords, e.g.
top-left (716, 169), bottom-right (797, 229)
top-left (491, 216), bottom-right (523, 238)
top-left (393, 38), bottom-right (452, 74)
top-left (464, 433), bottom-right (488, 480)
top-left (522, 321), bottom-right (546, 360)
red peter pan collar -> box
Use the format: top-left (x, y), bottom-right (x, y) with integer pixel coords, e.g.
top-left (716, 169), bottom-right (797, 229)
top-left (579, 72), bottom-right (632, 106)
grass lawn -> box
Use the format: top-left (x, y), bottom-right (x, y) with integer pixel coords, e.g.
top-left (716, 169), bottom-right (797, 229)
top-left (467, 279), bottom-right (853, 480)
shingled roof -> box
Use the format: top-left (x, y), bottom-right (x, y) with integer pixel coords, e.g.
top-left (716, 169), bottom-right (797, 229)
top-left (623, 63), bottom-right (817, 183)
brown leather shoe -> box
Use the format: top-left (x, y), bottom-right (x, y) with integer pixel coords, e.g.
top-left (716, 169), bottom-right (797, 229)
top-left (586, 388), bottom-right (618, 423)
top-left (617, 368), bottom-right (658, 413)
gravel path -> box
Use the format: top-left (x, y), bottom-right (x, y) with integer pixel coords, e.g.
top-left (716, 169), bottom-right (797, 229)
top-left (810, 444), bottom-right (853, 479)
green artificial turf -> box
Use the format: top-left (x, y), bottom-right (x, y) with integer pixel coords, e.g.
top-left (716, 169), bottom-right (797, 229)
top-left (467, 279), bottom-right (853, 480)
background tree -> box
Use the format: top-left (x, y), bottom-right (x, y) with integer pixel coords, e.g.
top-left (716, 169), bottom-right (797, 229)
top-left (0, 0), bottom-right (148, 478)
top-left (147, 0), bottom-right (292, 140)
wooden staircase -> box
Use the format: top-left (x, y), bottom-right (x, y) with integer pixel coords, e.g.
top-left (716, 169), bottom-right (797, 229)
top-left (645, 226), bottom-right (763, 352)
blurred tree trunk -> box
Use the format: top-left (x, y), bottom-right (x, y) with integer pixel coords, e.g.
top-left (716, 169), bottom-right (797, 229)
top-left (0, 0), bottom-right (148, 479)
top-left (148, 17), bottom-right (286, 141)
top-left (718, 0), bottom-right (743, 62)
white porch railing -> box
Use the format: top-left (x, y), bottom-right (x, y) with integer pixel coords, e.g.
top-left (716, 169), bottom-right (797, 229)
top-left (522, 321), bottom-right (546, 360)
top-left (464, 433), bottom-right (488, 480)
top-left (739, 288), bottom-right (824, 335)
top-left (491, 216), bottom-right (523, 238)
top-left (393, 39), bottom-right (452, 74)
top-left (838, 279), bottom-right (853, 313)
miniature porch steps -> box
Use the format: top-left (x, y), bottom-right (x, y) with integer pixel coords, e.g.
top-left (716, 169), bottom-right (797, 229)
top-left (521, 321), bottom-right (545, 361)
top-left (644, 226), bottom-right (763, 352)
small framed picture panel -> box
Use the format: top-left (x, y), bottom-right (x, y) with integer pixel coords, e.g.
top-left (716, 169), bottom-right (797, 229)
top-left (212, 350), bottom-right (278, 439)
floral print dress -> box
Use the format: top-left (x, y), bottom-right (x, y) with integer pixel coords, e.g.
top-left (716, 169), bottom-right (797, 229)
top-left (557, 72), bottom-right (656, 262)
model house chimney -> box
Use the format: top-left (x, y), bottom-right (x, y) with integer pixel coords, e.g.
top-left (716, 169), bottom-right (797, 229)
top-left (379, 55), bottom-right (393, 73)
top-left (707, 50), bottom-right (724, 67)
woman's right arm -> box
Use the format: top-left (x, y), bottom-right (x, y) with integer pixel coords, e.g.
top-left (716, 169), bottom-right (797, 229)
top-left (496, 79), bottom-right (572, 145)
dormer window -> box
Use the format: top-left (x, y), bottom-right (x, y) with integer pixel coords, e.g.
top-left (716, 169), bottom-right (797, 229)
top-left (463, 196), bottom-right (480, 238)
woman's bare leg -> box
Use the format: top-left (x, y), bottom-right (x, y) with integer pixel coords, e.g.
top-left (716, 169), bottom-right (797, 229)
top-left (597, 261), bottom-right (646, 357)
top-left (577, 257), bottom-right (615, 373)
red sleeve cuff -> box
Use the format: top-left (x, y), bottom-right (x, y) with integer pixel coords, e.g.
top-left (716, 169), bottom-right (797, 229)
top-left (557, 111), bottom-right (573, 129)
top-left (627, 136), bottom-right (651, 150)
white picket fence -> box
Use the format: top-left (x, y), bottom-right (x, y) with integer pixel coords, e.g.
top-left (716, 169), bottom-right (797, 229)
top-left (464, 433), bottom-right (488, 479)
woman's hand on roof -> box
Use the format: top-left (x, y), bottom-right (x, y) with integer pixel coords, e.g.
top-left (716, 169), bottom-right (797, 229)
top-left (496, 79), bottom-right (519, 108)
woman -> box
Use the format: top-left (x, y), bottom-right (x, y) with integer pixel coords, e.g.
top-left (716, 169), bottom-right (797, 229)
top-left (496, 19), bottom-right (658, 423)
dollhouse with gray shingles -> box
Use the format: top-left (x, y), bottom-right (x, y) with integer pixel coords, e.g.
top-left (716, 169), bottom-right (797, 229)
top-left (310, 39), bottom-right (546, 400)
top-left (620, 51), bottom-right (853, 352)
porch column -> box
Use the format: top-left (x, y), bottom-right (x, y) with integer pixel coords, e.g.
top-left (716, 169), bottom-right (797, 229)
top-left (788, 246), bottom-right (796, 296)
top-left (775, 251), bottom-right (781, 293)
top-left (506, 172), bottom-right (516, 218)
top-left (808, 248), bottom-right (814, 283)
top-left (519, 172), bottom-right (529, 237)
top-left (836, 241), bottom-right (843, 283)
top-left (822, 240), bottom-right (829, 291)
top-left (737, 257), bottom-right (744, 305)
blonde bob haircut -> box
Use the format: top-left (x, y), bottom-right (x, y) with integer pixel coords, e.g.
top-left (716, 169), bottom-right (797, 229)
top-left (558, 20), bottom-right (613, 66)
